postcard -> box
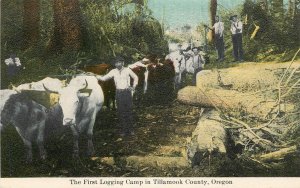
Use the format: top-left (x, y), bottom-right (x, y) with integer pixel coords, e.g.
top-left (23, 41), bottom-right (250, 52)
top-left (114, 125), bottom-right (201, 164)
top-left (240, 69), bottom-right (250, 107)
top-left (1, 0), bottom-right (299, 187)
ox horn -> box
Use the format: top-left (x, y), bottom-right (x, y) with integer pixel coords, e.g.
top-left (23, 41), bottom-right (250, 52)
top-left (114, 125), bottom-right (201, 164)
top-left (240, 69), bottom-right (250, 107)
top-left (11, 84), bottom-right (21, 93)
top-left (79, 79), bottom-right (92, 96)
top-left (43, 84), bottom-right (59, 94)
top-left (79, 79), bottom-right (88, 91)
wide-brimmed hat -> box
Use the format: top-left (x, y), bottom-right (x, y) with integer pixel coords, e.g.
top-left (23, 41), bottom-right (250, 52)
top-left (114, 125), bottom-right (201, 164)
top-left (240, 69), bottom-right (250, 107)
top-left (142, 58), bottom-right (150, 62)
top-left (114, 56), bottom-right (125, 64)
top-left (192, 47), bottom-right (199, 51)
top-left (229, 15), bottom-right (238, 21)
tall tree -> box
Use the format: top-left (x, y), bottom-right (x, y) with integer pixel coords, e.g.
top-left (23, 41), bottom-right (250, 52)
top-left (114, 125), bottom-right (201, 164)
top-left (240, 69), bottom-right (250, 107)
top-left (288, 0), bottom-right (296, 18)
top-left (208, 0), bottom-right (217, 43)
top-left (271, 0), bottom-right (284, 29)
top-left (271, 0), bottom-right (284, 18)
top-left (259, 0), bottom-right (268, 12)
top-left (48, 0), bottom-right (83, 52)
top-left (23, 0), bottom-right (40, 48)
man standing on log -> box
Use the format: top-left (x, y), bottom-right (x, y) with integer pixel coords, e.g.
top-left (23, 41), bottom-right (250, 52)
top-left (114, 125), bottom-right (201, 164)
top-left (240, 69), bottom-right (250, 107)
top-left (96, 57), bottom-right (138, 138)
top-left (191, 47), bottom-right (205, 86)
top-left (230, 15), bottom-right (244, 62)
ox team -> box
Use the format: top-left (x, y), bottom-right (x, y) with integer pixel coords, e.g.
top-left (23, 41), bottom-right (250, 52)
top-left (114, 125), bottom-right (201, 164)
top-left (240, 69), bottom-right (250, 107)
top-left (1, 76), bottom-right (104, 161)
top-left (1, 47), bottom-right (208, 162)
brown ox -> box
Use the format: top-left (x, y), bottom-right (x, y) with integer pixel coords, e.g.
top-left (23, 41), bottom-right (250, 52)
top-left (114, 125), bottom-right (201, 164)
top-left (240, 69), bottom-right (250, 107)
top-left (129, 65), bottom-right (148, 106)
top-left (81, 57), bottom-right (176, 107)
top-left (132, 58), bottom-right (175, 104)
top-left (81, 64), bottom-right (116, 109)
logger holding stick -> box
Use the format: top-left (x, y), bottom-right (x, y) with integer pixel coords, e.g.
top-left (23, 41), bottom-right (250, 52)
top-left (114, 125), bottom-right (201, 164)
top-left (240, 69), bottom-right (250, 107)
top-left (204, 15), bottom-right (225, 62)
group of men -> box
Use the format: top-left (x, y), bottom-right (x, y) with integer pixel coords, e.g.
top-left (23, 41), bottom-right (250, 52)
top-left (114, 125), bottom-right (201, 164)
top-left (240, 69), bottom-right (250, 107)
top-left (4, 54), bottom-right (23, 79)
top-left (205, 14), bottom-right (244, 62)
top-left (179, 46), bottom-right (205, 86)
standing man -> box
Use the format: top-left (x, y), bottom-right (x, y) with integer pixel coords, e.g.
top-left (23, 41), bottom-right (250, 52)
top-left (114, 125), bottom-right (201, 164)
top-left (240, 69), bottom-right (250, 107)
top-left (166, 45), bottom-right (186, 90)
top-left (205, 16), bottom-right (225, 62)
top-left (96, 57), bottom-right (138, 137)
top-left (4, 53), bottom-right (23, 88)
top-left (230, 15), bottom-right (244, 62)
top-left (191, 47), bottom-right (205, 86)
top-left (4, 53), bottom-right (22, 80)
top-left (178, 47), bottom-right (187, 87)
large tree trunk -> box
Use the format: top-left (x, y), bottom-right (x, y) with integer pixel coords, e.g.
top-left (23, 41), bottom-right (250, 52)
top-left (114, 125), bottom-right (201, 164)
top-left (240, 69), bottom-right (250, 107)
top-left (186, 110), bottom-right (227, 166)
top-left (48, 0), bottom-right (83, 52)
top-left (23, 0), bottom-right (40, 48)
top-left (288, 0), bottom-right (297, 18)
top-left (177, 86), bottom-right (294, 120)
top-left (92, 155), bottom-right (189, 168)
top-left (260, 0), bottom-right (269, 12)
top-left (271, 0), bottom-right (284, 27)
top-left (272, 0), bottom-right (284, 15)
top-left (208, 0), bottom-right (217, 43)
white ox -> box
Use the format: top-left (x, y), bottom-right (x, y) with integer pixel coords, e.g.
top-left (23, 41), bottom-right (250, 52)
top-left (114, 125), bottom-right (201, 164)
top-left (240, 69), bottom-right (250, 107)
top-left (0, 89), bottom-right (17, 131)
top-left (168, 42), bottom-right (180, 53)
top-left (165, 51), bottom-right (187, 90)
top-left (43, 75), bottom-right (104, 157)
top-left (16, 77), bottom-right (65, 91)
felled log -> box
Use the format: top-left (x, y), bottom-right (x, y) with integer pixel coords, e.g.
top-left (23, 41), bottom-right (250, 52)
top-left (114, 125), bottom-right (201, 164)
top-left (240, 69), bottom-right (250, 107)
top-left (257, 145), bottom-right (298, 162)
top-left (125, 156), bottom-right (188, 168)
top-left (196, 62), bottom-right (300, 92)
top-left (186, 110), bottom-right (227, 165)
top-left (153, 146), bottom-right (186, 157)
top-left (91, 156), bottom-right (188, 168)
top-left (178, 86), bottom-right (293, 120)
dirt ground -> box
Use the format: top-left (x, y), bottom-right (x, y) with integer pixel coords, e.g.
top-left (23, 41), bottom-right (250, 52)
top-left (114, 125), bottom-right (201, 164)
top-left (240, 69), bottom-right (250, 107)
top-left (1, 74), bottom-right (300, 177)
top-left (2, 100), bottom-right (299, 177)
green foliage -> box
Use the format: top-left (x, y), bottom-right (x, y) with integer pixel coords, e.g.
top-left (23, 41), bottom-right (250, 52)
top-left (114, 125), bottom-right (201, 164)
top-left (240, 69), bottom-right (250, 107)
top-left (81, 0), bottom-right (168, 64)
top-left (241, 0), bottom-right (299, 61)
top-left (202, 1), bottom-right (299, 63)
top-left (1, 0), bottom-right (168, 86)
top-left (1, 0), bottom-right (24, 56)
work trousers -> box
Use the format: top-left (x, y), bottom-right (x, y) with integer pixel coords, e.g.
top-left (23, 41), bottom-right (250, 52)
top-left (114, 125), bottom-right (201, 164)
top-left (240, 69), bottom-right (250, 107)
top-left (232, 33), bottom-right (243, 61)
top-left (116, 89), bottom-right (133, 135)
top-left (192, 67), bottom-right (202, 86)
top-left (215, 35), bottom-right (224, 60)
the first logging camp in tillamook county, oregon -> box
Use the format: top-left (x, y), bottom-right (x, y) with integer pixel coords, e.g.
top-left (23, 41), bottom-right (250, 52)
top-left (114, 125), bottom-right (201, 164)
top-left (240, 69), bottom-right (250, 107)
top-left (0, 0), bottom-right (300, 186)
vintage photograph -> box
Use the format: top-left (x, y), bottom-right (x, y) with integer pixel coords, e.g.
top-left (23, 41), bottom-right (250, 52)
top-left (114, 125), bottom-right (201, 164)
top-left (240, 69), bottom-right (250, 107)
top-left (1, 0), bottom-right (300, 182)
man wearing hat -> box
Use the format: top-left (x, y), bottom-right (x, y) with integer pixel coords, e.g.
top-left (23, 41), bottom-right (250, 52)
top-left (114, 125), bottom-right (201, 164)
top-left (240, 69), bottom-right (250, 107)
top-left (4, 53), bottom-right (22, 80)
top-left (191, 47), bottom-right (205, 86)
top-left (230, 15), bottom-right (244, 62)
top-left (205, 15), bottom-right (225, 62)
top-left (97, 57), bottom-right (138, 138)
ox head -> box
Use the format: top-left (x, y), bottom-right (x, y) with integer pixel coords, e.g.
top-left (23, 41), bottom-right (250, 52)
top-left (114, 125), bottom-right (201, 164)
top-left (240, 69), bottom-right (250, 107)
top-left (43, 79), bottom-right (91, 126)
top-left (166, 52), bottom-right (185, 73)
